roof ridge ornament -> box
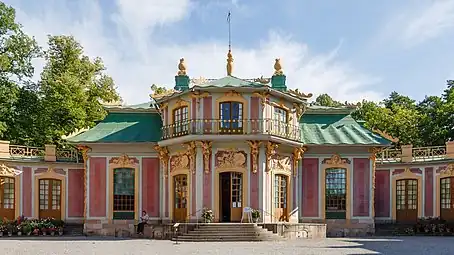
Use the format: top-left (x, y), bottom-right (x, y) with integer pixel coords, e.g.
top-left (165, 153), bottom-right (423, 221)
top-left (177, 58), bottom-right (187, 76)
top-left (227, 50), bottom-right (233, 76)
top-left (274, 58), bottom-right (284, 75)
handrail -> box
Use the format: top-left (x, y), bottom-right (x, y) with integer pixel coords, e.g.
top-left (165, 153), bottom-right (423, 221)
top-left (185, 208), bottom-right (205, 229)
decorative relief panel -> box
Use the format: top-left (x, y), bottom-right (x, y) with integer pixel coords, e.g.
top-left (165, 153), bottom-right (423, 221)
top-left (439, 163), bottom-right (454, 176)
top-left (109, 154), bottom-right (139, 167)
top-left (270, 154), bottom-right (291, 174)
top-left (154, 145), bottom-right (170, 178)
top-left (247, 141), bottom-right (261, 173)
top-left (170, 152), bottom-right (190, 172)
top-left (199, 141), bottom-right (213, 174)
top-left (292, 146), bottom-right (307, 177)
top-left (215, 149), bottom-right (247, 169)
top-left (0, 164), bottom-right (21, 177)
top-left (265, 142), bottom-right (279, 172)
top-left (322, 154), bottom-right (351, 165)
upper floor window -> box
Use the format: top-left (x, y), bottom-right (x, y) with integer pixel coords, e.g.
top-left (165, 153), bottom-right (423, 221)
top-left (219, 101), bottom-right (243, 133)
top-left (273, 107), bottom-right (288, 135)
top-left (173, 106), bottom-right (189, 134)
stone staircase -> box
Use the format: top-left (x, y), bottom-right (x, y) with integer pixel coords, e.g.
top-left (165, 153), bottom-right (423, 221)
top-left (173, 223), bottom-right (284, 242)
top-left (64, 223), bottom-right (84, 236)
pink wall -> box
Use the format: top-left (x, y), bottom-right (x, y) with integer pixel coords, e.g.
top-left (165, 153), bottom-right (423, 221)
top-left (142, 158), bottom-right (160, 217)
top-left (203, 97), bottom-right (212, 133)
top-left (191, 98), bottom-right (197, 132)
top-left (302, 158), bottom-right (319, 217)
top-left (375, 169), bottom-right (390, 217)
top-left (250, 97), bottom-right (259, 133)
top-left (89, 157), bottom-right (106, 217)
top-left (425, 167), bottom-right (434, 217)
top-left (68, 169), bottom-right (84, 217)
top-left (22, 167), bottom-right (32, 217)
top-left (203, 157), bottom-right (212, 208)
top-left (250, 155), bottom-right (258, 209)
top-left (353, 158), bottom-right (370, 217)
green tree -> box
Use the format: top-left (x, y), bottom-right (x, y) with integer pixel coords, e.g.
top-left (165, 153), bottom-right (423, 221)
top-left (38, 35), bottom-right (120, 145)
top-left (0, 2), bottom-right (40, 139)
top-left (314, 93), bottom-right (342, 107)
top-left (150, 84), bottom-right (171, 99)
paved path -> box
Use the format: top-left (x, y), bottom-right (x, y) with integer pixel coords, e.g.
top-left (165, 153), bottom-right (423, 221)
top-left (0, 236), bottom-right (454, 254)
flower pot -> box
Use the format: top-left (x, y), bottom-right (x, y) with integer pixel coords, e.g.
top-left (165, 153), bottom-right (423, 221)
top-left (8, 232), bottom-right (12, 237)
top-left (51, 231), bottom-right (55, 236)
top-left (17, 232), bottom-right (22, 236)
top-left (26, 232), bottom-right (31, 236)
top-left (58, 231), bottom-right (63, 236)
top-left (253, 218), bottom-right (258, 223)
top-left (42, 232), bottom-right (46, 236)
top-left (0, 232), bottom-right (3, 237)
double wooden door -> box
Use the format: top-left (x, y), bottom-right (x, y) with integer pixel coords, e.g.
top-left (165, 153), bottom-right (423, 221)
top-left (396, 179), bottom-right (418, 223)
top-left (220, 172), bottom-right (243, 222)
top-left (274, 175), bottom-right (289, 222)
top-left (0, 177), bottom-right (15, 220)
top-left (39, 179), bottom-right (62, 220)
top-left (173, 174), bottom-right (188, 222)
top-left (440, 177), bottom-right (454, 221)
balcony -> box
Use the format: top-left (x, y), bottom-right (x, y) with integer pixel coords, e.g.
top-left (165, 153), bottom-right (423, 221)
top-left (161, 119), bottom-right (302, 142)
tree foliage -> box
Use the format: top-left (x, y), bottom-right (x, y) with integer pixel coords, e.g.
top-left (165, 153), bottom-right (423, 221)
top-left (0, 1), bottom-right (120, 146)
top-left (314, 82), bottom-right (454, 146)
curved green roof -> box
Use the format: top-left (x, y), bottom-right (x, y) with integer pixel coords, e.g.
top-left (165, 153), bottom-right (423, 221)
top-left (300, 114), bottom-right (391, 145)
top-left (67, 112), bottom-right (162, 143)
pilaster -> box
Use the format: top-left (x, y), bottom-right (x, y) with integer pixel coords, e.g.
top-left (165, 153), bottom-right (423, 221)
top-left (195, 145), bottom-right (203, 217)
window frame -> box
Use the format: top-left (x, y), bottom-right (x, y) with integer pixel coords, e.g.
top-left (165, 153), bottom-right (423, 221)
top-left (172, 106), bottom-right (189, 135)
top-left (219, 101), bottom-right (244, 133)
top-left (273, 106), bottom-right (289, 135)
top-left (325, 167), bottom-right (347, 219)
top-left (113, 167), bottom-right (135, 220)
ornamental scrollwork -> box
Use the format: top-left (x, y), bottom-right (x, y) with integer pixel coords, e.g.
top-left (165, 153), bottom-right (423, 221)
top-left (185, 141), bottom-right (197, 174)
top-left (247, 141), bottom-right (261, 174)
top-left (110, 154), bottom-right (138, 167)
top-left (270, 154), bottom-right (291, 174)
top-left (170, 152), bottom-right (190, 172)
top-left (199, 141), bottom-right (213, 174)
top-left (292, 146), bottom-right (307, 177)
top-left (154, 145), bottom-right (170, 178)
top-left (265, 142), bottom-right (279, 172)
top-left (322, 154), bottom-right (351, 165)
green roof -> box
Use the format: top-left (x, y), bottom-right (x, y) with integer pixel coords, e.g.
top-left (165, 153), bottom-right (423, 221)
top-left (300, 114), bottom-right (391, 145)
top-left (105, 100), bottom-right (158, 110)
top-left (67, 112), bottom-right (162, 143)
top-left (194, 76), bottom-right (266, 88)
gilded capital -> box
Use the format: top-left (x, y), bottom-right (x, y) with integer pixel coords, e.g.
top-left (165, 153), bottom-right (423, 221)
top-left (265, 142), bottom-right (279, 172)
top-left (292, 146), bottom-right (307, 177)
top-left (154, 145), bottom-right (170, 178)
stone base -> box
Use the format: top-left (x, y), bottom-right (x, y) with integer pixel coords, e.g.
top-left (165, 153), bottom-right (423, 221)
top-left (301, 218), bottom-right (375, 237)
top-left (259, 223), bottom-right (326, 239)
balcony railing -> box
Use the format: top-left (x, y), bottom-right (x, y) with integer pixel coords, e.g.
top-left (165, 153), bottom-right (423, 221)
top-left (376, 144), bottom-right (452, 163)
top-left (161, 119), bottom-right (302, 141)
top-left (2, 143), bottom-right (80, 163)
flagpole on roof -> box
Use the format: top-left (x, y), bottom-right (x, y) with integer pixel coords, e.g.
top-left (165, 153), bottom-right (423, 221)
top-left (227, 11), bottom-right (231, 51)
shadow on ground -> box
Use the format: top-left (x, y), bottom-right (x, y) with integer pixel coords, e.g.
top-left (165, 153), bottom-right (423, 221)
top-left (0, 236), bottom-right (151, 241)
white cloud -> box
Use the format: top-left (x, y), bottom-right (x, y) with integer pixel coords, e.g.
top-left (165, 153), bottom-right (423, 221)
top-left (386, 0), bottom-right (454, 46)
top-left (5, 0), bottom-right (382, 104)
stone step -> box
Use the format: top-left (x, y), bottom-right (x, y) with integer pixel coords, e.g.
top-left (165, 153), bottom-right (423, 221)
top-left (191, 229), bottom-right (264, 233)
top-left (172, 236), bottom-right (274, 242)
top-left (182, 232), bottom-right (264, 236)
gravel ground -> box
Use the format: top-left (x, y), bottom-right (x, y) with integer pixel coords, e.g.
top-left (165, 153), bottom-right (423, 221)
top-left (1, 236), bottom-right (454, 254)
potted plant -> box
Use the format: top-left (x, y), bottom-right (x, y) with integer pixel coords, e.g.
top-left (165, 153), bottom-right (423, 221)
top-left (23, 223), bottom-right (32, 236)
top-left (49, 225), bottom-right (57, 236)
top-left (201, 207), bottom-right (214, 223)
top-left (58, 226), bottom-right (64, 236)
top-left (17, 224), bottom-right (22, 236)
top-left (7, 223), bottom-right (14, 236)
top-left (0, 222), bottom-right (5, 237)
top-left (252, 209), bottom-right (260, 223)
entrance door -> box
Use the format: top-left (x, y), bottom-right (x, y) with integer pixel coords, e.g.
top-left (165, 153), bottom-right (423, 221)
top-left (274, 175), bottom-right (288, 222)
top-left (396, 179), bottom-right (417, 223)
top-left (39, 179), bottom-right (62, 219)
top-left (440, 177), bottom-right (454, 221)
top-left (0, 177), bottom-right (15, 220)
top-left (219, 172), bottom-right (243, 222)
top-left (173, 174), bottom-right (188, 222)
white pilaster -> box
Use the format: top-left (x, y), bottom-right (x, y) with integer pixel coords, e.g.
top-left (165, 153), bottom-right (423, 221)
top-left (196, 146), bottom-right (203, 217)
top-left (259, 146), bottom-right (266, 216)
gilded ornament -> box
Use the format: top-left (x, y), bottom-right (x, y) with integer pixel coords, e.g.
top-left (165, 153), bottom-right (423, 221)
top-left (224, 90), bottom-right (241, 97)
top-left (292, 103), bottom-right (306, 119)
top-left (216, 149), bottom-right (247, 169)
top-left (253, 76), bottom-right (271, 84)
top-left (151, 89), bottom-right (177, 100)
top-left (190, 77), bottom-right (208, 86)
top-left (288, 88), bottom-right (313, 99)
top-left (323, 154), bottom-right (350, 165)
top-left (227, 50), bottom-right (233, 76)
top-left (265, 142), bottom-right (279, 172)
top-left (292, 146), bottom-right (307, 177)
top-left (178, 58), bottom-right (187, 76)
top-left (170, 153), bottom-right (190, 171)
top-left (252, 91), bottom-right (269, 110)
top-left (199, 141), bottom-right (213, 174)
top-left (440, 163), bottom-right (454, 176)
top-left (247, 141), bottom-right (261, 174)
top-left (273, 58), bottom-right (284, 75)
top-left (0, 164), bottom-right (22, 184)
top-left (154, 145), bottom-right (170, 178)
top-left (270, 154), bottom-right (291, 174)
top-left (185, 141), bottom-right (197, 174)
top-left (111, 154), bottom-right (136, 167)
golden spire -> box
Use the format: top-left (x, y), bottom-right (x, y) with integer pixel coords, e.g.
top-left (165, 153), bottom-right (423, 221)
top-left (227, 50), bottom-right (233, 76)
top-left (178, 58), bottom-right (187, 76)
top-left (274, 58), bottom-right (283, 75)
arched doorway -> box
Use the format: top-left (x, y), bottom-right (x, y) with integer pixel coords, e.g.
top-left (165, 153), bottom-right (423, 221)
top-left (0, 177), bottom-right (15, 220)
top-left (173, 174), bottom-right (188, 222)
top-left (440, 177), bottom-right (454, 221)
top-left (274, 174), bottom-right (289, 222)
top-left (39, 179), bottom-right (62, 220)
top-left (219, 172), bottom-right (243, 222)
top-left (396, 179), bottom-right (418, 222)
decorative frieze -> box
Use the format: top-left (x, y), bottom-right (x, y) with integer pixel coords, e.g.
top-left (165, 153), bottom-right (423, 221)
top-left (109, 154), bottom-right (138, 167)
top-left (215, 149), bottom-right (247, 170)
top-left (247, 141), bottom-right (261, 174)
top-left (270, 154), bottom-right (291, 175)
top-left (322, 154), bottom-right (351, 165)
top-left (170, 152), bottom-right (190, 172)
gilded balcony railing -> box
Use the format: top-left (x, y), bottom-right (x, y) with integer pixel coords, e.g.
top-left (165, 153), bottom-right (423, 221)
top-left (56, 148), bottom-right (80, 163)
top-left (376, 148), bottom-right (402, 163)
top-left (161, 119), bottom-right (302, 141)
top-left (412, 146), bottom-right (446, 161)
top-left (9, 145), bottom-right (45, 159)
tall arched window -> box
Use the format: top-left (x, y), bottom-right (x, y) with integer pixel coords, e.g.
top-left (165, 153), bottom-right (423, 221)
top-left (219, 101), bottom-right (243, 133)
top-left (325, 168), bottom-right (346, 219)
top-left (113, 168), bottom-right (135, 219)
top-left (172, 106), bottom-right (189, 136)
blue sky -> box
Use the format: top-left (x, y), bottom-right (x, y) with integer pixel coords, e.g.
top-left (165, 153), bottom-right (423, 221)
top-left (4, 0), bottom-right (454, 104)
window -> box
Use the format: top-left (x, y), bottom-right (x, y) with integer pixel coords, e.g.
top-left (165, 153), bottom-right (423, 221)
top-left (273, 107), bottom-right (288, 135)
top-left (325, 168), bottom-right (346, 219)
top-left (174, 175), bottom-right (187, 209)
top-left (113, 168), bottom-right (135, 219)
top-left (231, 172), bottom-right (242, 208)
top-left (441, 178), bottom-right (451, 209)
top-left (274, 175), bottom-right (287, 209)
top-left (1, 177), bottom-right (14, 209)
top-left (219, 101), bottom-right (243, 133)
top-left (396, 179), bottom-right (417, 210)
top-left (173, 106), bottom-right (189, 135)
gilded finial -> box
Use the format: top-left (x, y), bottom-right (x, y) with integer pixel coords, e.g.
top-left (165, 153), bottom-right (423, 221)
top-left (274, 58), bottom-right (283, 75)
top-left (227, 50), bottom-right (233, 76)
top-left (178, 58), bottom-right (187, 76)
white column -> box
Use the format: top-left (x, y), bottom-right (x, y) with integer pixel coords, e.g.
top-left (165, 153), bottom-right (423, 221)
top-left (196, 146), bottom-right (203, 217)
top-left (258, 145), bottom-right (267, 221)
